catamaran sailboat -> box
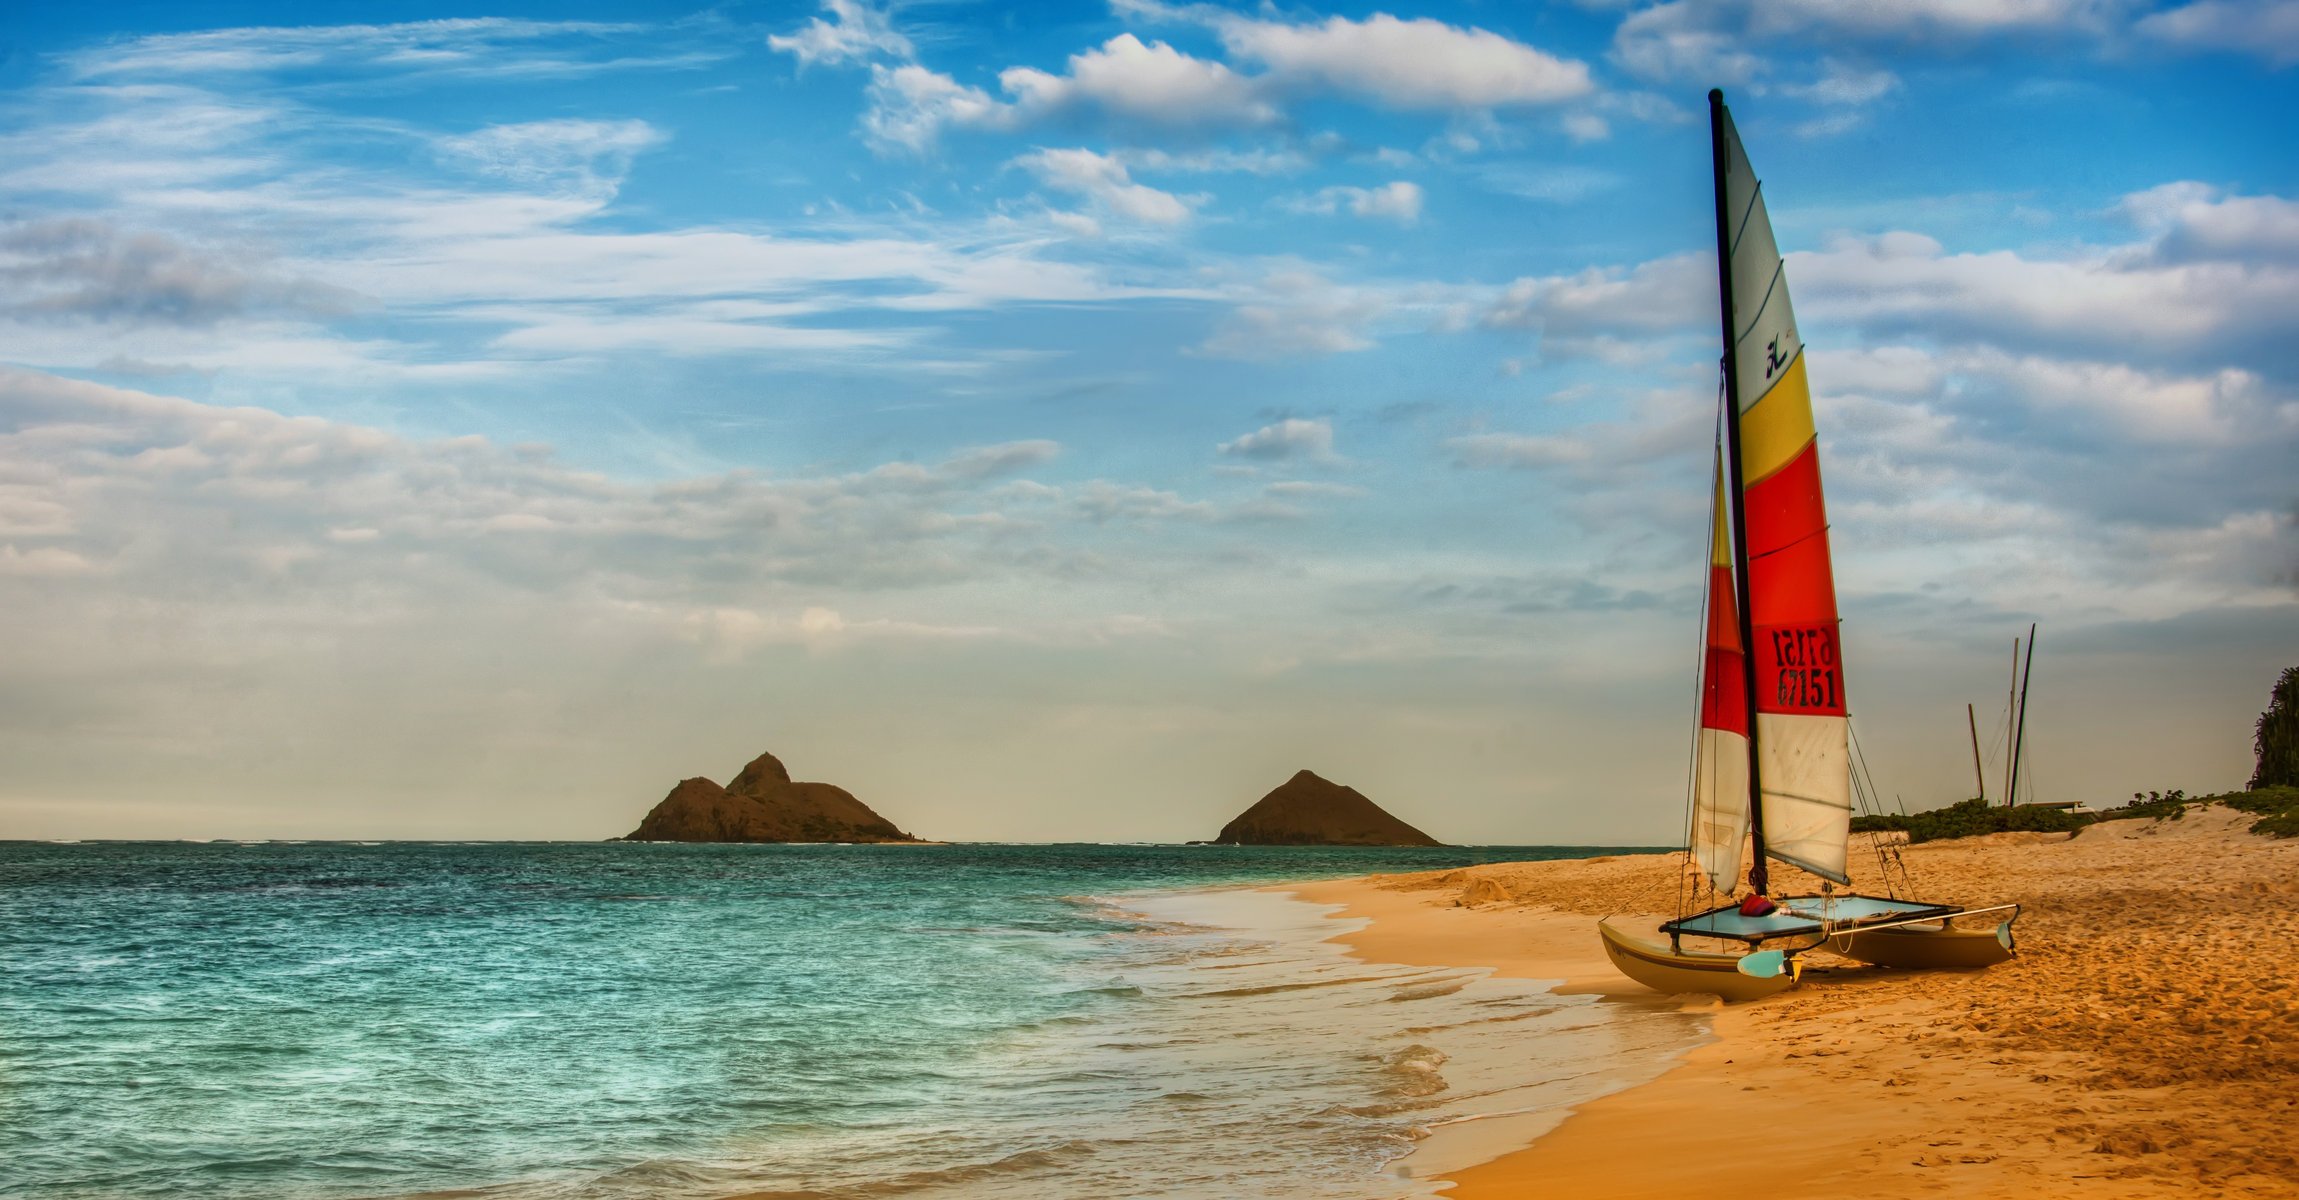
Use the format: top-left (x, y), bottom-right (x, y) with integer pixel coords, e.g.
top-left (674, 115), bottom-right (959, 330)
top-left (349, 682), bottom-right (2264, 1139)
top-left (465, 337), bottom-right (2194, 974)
top-left (1598, 91), bottom-right (2020, 1002)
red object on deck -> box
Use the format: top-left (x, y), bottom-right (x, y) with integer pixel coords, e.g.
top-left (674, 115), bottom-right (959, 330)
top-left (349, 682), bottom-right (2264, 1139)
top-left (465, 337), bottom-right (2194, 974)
top-left (1738, 894), bottom-right (1777, 917)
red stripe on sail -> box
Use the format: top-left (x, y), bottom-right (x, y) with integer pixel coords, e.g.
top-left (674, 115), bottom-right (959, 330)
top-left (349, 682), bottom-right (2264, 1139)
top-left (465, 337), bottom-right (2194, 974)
top-left (1742, 442), bottom-right (1849, 717)
top-left (1742, 440), bottom-right (1826, 562)
top-left (1699, 564), bottom-right (1749, 734)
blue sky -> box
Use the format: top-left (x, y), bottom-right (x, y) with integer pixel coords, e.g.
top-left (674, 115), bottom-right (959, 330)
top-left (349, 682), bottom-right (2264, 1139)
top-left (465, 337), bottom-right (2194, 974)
top-left (1, 0), bottom-right (2293, 841)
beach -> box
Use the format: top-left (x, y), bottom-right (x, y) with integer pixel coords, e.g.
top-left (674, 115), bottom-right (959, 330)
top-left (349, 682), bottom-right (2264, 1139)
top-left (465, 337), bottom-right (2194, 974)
top-left (1289, 805), bottom-right (2299, 1199)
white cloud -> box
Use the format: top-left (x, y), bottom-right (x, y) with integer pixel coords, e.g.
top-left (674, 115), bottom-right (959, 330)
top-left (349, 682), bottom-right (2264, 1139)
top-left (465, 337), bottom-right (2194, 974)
top-left (1072, 481), bottom-right (1219, 522)
top-left (1217, 418), bottom-right (1336, 461)
top-left (1118, 147), bottom-right (1310, 175)
top-left (1214, 12), bottom-right (1593, 109)
top-left (863, 64), bottom-right (1010, 153)
top-left (999, 34), bottom-right (1277, 127)
top-left (941, 439), bottom-right (1061, 479)
top-left (1468, 184), bottom-right (2299, 372)
top-left (769, 0), bottom-right (914, 68)
top-left (1612, 2), bottom-right (1767, 84)
top-left (1282, 181), bottom-right (1424, 225)
top-left (0, 78), bottom-right (1232, 374)
top-left (0, 218), bottom-right (360, 327)
top-left (867, 8), bottom-right (1591, 150)
top-left (1484, 252), bottom-right (1714, 343)
top-left (1016, 148), bottom-right (1198, 225)
top-left (1613, 0), bottom-right (2118, 83)
top-left (62, 17), bottom-right (721, 82)
top-left (1198, 270), bottom-right (1393, 360)
top-left (1560, 112), bottom-right (1611, 142)
top-left (1759, 0), bottom-right (2121, 38)
top-left (0, 544), bottom-right (101, 577)
top-left (434, 119), bottom-right (663, 195)
top-left (1787, 59), bottom-right (1902, 106)
top-left (2120, 183), bottom-right (2299, 263)
top-left (2139, 1), bottom-right (2299, 64)
top-left (1447, 431), bottom-right (1592, 469)
top-left (1793, 222), bottom-right (2299, 363)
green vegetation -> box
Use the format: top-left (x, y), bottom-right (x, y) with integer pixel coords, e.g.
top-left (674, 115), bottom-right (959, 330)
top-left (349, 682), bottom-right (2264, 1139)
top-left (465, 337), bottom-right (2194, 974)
top-left (1850, 785), bottom-right (2299, 843)
top-left (2254, 666), bottom-right (2299, 790)
top-left (1849, 797), bottom-right (2090, 843)
top-left (2222, 785), bottom-right (2299, 838)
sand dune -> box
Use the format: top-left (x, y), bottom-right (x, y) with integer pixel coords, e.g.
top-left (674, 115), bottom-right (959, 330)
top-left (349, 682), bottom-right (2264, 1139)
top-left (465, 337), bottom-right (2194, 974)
top-left (1291, 805), bottom-right (2299, 1198)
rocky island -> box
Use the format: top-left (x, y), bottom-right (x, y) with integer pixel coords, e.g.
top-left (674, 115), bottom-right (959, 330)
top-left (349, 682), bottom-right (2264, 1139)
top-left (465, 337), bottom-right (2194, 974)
top-left (1214, 769), bottom-right (1443, 846)
top-left (623, 750), bottom-right (920, 843)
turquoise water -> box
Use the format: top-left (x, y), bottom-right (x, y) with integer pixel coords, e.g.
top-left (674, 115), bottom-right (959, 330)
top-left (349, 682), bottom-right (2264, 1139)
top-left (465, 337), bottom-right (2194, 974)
top-left (0, 842), bottom-right (1691, 1199)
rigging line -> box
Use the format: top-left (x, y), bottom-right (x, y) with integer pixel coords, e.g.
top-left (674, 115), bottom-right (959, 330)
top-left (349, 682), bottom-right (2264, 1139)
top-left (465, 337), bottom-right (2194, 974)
top-left (1678, 369), bottom-right (1731, 918)
top-left (1848, 720), bottom-right (1903, 898)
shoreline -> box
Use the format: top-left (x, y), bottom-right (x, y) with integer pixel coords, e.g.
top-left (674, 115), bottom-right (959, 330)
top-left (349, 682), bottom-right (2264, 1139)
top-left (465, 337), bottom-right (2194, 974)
top-left (1281, 807), bottom-right (2299, 1199)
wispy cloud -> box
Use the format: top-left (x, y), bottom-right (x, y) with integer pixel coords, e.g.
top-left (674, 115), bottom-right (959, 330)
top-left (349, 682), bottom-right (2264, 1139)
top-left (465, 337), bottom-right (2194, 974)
top-left (1217, 417), bottom-right (1337, 461)
top-left (768, 0), bottom-right (914, 68)
top-left (1279, 181), bottom-right (1424, 225)
top-left (64, 17), bottom-right (725, 82)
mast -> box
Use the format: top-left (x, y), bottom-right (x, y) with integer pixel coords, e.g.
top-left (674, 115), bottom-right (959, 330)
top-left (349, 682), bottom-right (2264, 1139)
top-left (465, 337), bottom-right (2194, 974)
top-left (2003, 638), bottom-right (2018, 806)
top-left (1967, 703), bottom-right (1985, 802)
top-left (1709, 88), bottom-right (1769, 896)
top-left (2008, 624), bottom-right (2037, 807)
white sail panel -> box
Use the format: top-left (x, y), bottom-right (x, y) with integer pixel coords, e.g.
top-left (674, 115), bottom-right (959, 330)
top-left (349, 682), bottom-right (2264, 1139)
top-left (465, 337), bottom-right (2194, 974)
top-left (1754, 712), bottom-right (1853, 883)
top-left (1691, 727), bottom-right (1750, 891)
top-left (1718, 113), bottom-right (1803, 416)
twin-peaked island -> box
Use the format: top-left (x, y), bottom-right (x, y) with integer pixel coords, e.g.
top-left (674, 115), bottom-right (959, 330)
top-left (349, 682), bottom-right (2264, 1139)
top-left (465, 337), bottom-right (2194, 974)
top-left (621, 751), bottom-right (1443, 847)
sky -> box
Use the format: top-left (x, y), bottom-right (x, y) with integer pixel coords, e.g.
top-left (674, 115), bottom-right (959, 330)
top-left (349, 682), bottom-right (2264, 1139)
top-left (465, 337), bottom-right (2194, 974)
top-left (0, 0), bottom-right (2293, 843)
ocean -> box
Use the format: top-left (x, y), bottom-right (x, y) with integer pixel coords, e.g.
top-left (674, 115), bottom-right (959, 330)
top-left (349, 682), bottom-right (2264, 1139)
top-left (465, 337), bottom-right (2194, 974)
top-left (0, 842), bottom-right (1705, 1199)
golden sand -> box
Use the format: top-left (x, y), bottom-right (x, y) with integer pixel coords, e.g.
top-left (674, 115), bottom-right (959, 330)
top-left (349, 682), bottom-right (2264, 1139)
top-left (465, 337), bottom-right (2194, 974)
top-left (1288, 805), bottom-right (2299, 1199)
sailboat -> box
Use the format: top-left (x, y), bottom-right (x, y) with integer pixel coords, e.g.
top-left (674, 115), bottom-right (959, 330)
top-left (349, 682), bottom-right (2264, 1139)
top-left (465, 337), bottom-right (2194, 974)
top-left (1597, 91), bottom-right (2020, 1001)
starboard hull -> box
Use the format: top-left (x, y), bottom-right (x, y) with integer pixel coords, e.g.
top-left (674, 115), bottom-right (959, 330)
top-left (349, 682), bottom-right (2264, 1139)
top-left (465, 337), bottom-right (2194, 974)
top-left (1833, 921), bottom-right (2015, 970)
top-left (1597, 917), bottom-right (1794, 1003)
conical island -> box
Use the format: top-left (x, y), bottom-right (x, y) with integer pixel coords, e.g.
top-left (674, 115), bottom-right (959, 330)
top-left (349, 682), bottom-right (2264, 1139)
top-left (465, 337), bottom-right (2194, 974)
top-left (623, 750), bottom-right (919, 843)
top-left (1214, 770), bottom-right (1443, 846)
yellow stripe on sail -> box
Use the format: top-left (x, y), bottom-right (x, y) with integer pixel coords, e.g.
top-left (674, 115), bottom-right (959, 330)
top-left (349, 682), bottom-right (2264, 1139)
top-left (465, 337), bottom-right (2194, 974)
top-left (1710, 449), bottom-right (1733, 567)
top-left (1738, 353), bottom-right (1815, 486)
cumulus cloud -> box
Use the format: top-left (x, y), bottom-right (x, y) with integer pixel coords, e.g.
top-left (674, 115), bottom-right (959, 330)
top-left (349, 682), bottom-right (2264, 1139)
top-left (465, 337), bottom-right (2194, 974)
top-left (1213, 12), bottom-right (1593, 108)
top-left (769, 0), bottom-right (913, 67)
top-left (1016, 148), bottom-right (1198, 225)
top-left (859, 11), bottom-right (1590, 149)
top-left (999, 34), bottom-right (1278, 127)
top-left (1282, 181), bottom-right (1424, 225)
top-left (1217, 418), bottom-right (1336, 461)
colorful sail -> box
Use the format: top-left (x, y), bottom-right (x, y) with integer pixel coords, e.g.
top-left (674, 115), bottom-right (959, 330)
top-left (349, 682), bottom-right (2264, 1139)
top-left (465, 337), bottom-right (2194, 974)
top-left (1716, 98), bottom-right (1853, 884)
top-left (1691, 451), bottom-right (1750, 892)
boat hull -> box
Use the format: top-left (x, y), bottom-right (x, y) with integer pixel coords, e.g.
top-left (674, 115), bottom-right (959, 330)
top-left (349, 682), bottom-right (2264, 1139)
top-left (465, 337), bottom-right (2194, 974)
top-left (1598, 918), bottom-right (1793, 1002)
top-left (1834, 921), bottom-right (2014, 970)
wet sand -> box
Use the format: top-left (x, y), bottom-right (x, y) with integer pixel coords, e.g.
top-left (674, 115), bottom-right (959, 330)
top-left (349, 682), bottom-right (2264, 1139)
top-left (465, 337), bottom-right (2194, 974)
top-left (1286, 805), bottom-right (2299, 1199)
